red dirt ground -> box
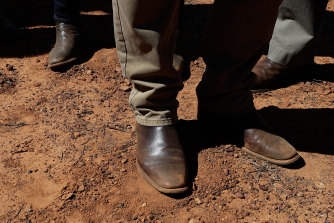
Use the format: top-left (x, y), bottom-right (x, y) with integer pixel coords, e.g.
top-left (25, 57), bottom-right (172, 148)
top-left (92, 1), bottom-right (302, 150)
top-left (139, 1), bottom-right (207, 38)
top-left (0, 1), bottom-right (333, 222)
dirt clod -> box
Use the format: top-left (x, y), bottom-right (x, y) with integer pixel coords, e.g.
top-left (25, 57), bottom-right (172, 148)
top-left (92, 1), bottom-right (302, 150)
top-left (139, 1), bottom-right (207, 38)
top-left (121, 158), bottom-right (128, 164)
top-left (236, 192), bottom-right (245, 199)
top-left (259, 185), bottom-right (268, 191)
top-left (225, 145), bottom-right (235, 152)
top-left (314, 181), bottom-right (326, 189)
top-left (195, 198), bottom-right (203, 204)
top-left (6, 64), bottom-right (15, 71)
top-left (119, 86), bottom-right (132, 92)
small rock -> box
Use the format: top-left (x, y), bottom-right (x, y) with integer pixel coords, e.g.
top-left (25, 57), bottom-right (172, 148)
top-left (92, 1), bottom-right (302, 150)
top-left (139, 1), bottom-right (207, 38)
top-left (124, 79), bottom-right (131, 86)
top-left (114, 67), bottom-right (121, 73)
top-left (234, 154), bottom-right (239, 158)
top-left (314, 181), bottom-right (326, 189)
top-left (119, 86), bottom-right (132, 92)
top-left (26, 219), bottom-right (31, 223)
top-left (281, 193), bottom-right (288, 200)
top-left (118, 203), bottom-right (124, 208)
top-left (126, 125), bottom-right (132, 130)
top-left (189, 218), bottom-right (197, 223)
top-left (141, 202), bottom-right (147, 207)
top-left (121, 158), bottom-right (128, 164)
top-left (296, 192), bottom-right (304, 197)
top-left (195, 198), bottom-right (202, 204)
top-left (223, 169), bottom-right (229, 176)
top-left (27, 208), bottom-right (32, 213)
top-left (86, 70), bottom-right (92, 75)
top-left (120, 168), bottom-right (126, 173)
top-left (6, 64), bottom-right (14, 71)
top-left (73, 132), bottom-right (81, 138)
top-left (36, 59), bottom-right (40, 63)
top-left (225, 146), bottom-right (235, 152)
top-left (192, 183), bottom-right (198, 191)
top-left (78, 183), bottom-right (85, 192)
top-left (259, 185), bottom-right (268, 191)
top-left (61, 192), bottom-right (74, 200)
top-left (28, 170), bottom-right (33, 174)
top-left (33, 82), bottom-right (41, 87)
top-left (236, 192), bottom-right (245, 199)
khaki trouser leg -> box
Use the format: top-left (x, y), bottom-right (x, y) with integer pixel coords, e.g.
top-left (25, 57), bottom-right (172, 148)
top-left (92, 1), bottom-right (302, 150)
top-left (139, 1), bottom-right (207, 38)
top-left (268, 0), bottom-right (328, 66)
top-left (197, 0), bottom-right (282, 117)
top-left (112, 0), bottom-right (183, 126)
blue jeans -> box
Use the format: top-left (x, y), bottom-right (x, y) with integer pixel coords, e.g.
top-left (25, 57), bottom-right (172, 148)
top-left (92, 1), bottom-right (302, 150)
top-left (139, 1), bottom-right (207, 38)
top-left (53, 0), bottom-right (81, 24)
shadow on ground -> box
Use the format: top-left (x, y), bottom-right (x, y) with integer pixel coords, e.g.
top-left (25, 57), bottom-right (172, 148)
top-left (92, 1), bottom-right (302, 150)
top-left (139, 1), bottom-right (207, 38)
top-left (259, 106), bottom-right (334, 155)
top-left (176, 106), bottom-right (333, 185)
top-left (1, 2), bottom-right (333, 73)
top-left (178, 107), bottom-right (334, 156)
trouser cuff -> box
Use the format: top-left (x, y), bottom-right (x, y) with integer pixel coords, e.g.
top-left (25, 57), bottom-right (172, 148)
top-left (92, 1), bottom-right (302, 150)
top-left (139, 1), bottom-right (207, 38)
top-left (135, 117), bottom-right (178, 127)
top-left (268, 43), bottom-right (314, 67)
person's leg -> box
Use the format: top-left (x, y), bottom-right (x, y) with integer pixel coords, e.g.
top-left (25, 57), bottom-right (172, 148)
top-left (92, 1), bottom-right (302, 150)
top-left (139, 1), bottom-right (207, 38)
top-left (269, 0), bottom-right (328, 66)
top-left (113, 0), bottom-right (183, 126)
top-left (197, 0), bottom-right (300, 165)
top-left (48, 0), bottom-right (82, 69)
top-left (198, 0), bottom-right (282, 117)
top-left (112, 0), bottom-right (188, 194)
top-left (252, 0), bottom-right (329, 89)
top-left (54, 0), bottom-right (81, 25)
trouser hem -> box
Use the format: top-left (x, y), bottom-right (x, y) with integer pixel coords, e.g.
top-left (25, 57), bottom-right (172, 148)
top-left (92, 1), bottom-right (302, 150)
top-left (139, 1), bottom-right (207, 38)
top-left (135, 117), bottom-right (178, 127)
top-left (268, 43), bottom-right (314, 67)
top-left (267, 43), bottom-right (293, 66)
top-left (54, 15), bottom-right (80, 25)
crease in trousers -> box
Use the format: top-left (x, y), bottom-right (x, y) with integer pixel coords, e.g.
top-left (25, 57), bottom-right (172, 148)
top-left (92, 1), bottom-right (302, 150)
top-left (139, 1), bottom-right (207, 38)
top-left (112, 0), bottom-right (282, 126)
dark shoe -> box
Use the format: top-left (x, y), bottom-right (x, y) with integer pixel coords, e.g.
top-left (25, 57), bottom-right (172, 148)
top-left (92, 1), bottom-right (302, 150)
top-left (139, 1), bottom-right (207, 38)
top-left (198, 110), bottom-right (300, 165)
top-left (243, 129), bottom-right (300, 165)
top-left (252, 56), bottom-right (313, 90)
top-left (136, 124), bottom-right (189, 194)
top-left (238, 112), bottom-right (300, 165)
top-left (48, 22), bottom-right (80, 69)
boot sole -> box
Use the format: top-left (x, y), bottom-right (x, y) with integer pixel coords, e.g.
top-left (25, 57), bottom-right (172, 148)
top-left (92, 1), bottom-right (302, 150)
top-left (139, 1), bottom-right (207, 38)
top-left (48, 57), bottom-right (78, 69)
top-left (136, 160), bottom-right (189, 194)
top-left (242, 146), bottom-right (301, 165)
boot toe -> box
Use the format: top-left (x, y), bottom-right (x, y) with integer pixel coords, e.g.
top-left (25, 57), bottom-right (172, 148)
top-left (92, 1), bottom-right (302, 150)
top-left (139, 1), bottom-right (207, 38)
top-left (138, 158), bottom-right (187, 189)
top-left (244, 128), bottom-right (299, 164)
top-left (48, 46), bottom-right (77, 66)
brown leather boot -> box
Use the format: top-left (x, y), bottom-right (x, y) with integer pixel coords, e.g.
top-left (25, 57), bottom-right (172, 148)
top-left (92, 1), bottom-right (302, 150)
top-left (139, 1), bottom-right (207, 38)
top-left (48, 22), bottom-right (80, 69)
top-left (239, 111), bottom-right (300, 165)
top-left (252, 56), bottom-right (313, 90)
top-left (136, 124), bottom-right (189, 194)
top-left (198, 110), bottom-right (300, 165)
top-left (243, 129), bottom-right (300, 165)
